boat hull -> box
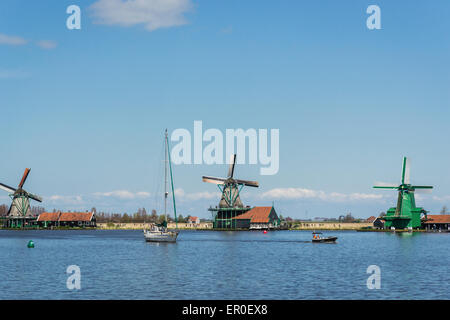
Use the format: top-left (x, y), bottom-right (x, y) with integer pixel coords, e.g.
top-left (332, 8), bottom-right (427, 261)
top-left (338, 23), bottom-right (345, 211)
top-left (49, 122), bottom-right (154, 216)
top-left (144, 230), bottom-right (179, 243)
top-left (312, 236), bottom-right (337, 243)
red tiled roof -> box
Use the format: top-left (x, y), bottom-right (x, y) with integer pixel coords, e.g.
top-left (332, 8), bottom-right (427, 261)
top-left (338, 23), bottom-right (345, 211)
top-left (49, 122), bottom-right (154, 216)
top-left (59, 212), bottom-right (94, 222)
top-left (423, 215), bottom-right (450, 224)
top-left (37, 212), bottom-right (61, 222)
top-left (188, 216), bottom-right (199, 221)
top-left (234, 207), bottom-right (273, 223)
top-left (366, 216), bottom-right (377, 223)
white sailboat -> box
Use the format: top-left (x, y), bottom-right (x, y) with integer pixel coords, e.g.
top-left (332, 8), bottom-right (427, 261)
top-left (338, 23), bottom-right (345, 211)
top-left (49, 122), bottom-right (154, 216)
top-left (144, 129), bottom-right (179, 243)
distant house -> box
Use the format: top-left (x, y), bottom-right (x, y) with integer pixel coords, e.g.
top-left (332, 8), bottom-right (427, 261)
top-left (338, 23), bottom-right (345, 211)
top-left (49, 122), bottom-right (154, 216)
top-left (373, 217), bottom-right (385, 229)
top-left (233, 206), bottom-right (280, 230)
top-left (187, 216), bottom-right (200, 224)
top-left (422, 215), bottom-right (450, 231)
top-left (366, 216), bottom-right (377, 223)
top-left (37, 211), bottom-right (96, 228)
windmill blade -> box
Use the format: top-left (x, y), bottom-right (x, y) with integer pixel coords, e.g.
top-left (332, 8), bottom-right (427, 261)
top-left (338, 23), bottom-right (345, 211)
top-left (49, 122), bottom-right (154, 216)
top-left (27, 192), bottom-right (43, 203)
top-left (403, 157), bottom-right (411, 184)
top-left (373, 186), bottom-right (398, 189)
top-left (235, 179), bottom-right (259, 187)
top-left (18, 168), bottom-right (31, 189)
top-left (415, 188), bottom-right (433, 194)
top-left (413, 186), bottom-right (433, 194)
top-left (227, 154), bottom-right (236, 178)
top-left (202, 176), bottom-right (226, 185)
top-left (0, 182), bottom-right (16, 194)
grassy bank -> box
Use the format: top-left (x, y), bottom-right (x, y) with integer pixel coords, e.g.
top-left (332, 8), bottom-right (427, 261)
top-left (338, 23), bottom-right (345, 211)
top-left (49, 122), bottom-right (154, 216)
top-left (290, 222), bottom-right (372, 230)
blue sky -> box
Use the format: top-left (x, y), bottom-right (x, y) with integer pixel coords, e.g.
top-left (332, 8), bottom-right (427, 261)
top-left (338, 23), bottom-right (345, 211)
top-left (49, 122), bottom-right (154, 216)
top-left (0, 0), bottom-right (449, 219)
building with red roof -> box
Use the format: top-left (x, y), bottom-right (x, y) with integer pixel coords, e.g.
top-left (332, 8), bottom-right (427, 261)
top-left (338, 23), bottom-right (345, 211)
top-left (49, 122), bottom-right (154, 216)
top-left (233, 206), bottom-right (280, 230)
top-left (187, 216), bottom-right (200, 224)
top-left (423, 215), bottom-right (450, 231)
top-left (37, 211), bottom-right (96, 228)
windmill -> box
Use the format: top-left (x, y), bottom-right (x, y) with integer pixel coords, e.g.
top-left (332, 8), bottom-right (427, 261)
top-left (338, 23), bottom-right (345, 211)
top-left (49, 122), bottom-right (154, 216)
top-left (373, 157), bottom-right (433, 230)
top-left (203, 154), bottom-right (259, 208)
top-left (0, 168), bottom-right (42, 227)
top-left (203, 154), bottom-right (259, 228)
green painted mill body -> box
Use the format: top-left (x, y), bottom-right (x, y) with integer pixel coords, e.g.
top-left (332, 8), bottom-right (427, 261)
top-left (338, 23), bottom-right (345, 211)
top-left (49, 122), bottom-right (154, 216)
top-left (374, 157), bottom-right (433, 229)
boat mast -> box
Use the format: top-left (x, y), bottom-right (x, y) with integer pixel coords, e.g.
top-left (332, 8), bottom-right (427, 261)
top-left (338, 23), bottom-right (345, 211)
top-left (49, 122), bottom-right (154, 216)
top-left (164, 129), bottom-right (168, 222)
top-left (166, 129), bottom-right (178, 229)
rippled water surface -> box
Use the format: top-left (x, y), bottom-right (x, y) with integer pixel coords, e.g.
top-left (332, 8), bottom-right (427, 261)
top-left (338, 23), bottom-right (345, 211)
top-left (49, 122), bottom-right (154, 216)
top-left (0, 230), bottom-right (448, 299)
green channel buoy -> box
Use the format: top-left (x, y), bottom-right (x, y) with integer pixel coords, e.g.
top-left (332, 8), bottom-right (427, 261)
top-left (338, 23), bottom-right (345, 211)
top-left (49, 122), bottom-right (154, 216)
top-left (27, 240), bottom-right (35, 248)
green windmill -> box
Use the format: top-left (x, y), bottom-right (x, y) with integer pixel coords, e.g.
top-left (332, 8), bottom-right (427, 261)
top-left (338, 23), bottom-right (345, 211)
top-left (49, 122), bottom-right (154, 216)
top-left (373, 157), bottom-right (433, 230)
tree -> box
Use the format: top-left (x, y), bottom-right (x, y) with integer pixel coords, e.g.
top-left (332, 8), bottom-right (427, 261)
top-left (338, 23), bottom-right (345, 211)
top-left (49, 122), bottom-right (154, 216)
top-left (121, 213), bottom-right (130, 223)
top-left (31, 206), bottom-right (45, 216)
top-left (158, 214), bottom-right (167, 224)
top-left (0, 204), bottom-right (9, 216)
top-left (441, 206), bottom-right (448, 214)
top-left (150, 209), bottom-right (158, 223)
top-left (343, 213), bottom-right (355, 222)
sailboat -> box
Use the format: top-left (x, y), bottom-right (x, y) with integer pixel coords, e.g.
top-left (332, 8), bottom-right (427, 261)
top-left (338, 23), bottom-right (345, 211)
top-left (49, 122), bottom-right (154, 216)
top-left (144, 129), bottom-right (179, 243)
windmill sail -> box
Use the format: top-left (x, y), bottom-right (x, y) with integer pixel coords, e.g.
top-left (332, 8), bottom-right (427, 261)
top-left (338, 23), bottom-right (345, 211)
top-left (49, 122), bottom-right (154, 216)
top-left (0, 183), bottom-right (16, 194)
top-left (402, 157), bottom-right (410, 184)
top-left (0, 168), bottom-right (42, 219)
top-left (227, 154), bottom-right (236, 178)
top-left (203, 153), bottom-right (259, 209)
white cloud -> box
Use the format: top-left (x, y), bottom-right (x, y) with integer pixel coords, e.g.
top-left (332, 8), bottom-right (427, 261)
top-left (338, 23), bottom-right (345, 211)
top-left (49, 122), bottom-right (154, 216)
top-left (432, 195), bottom-right (450, 202)
top-left (90, 0), bottom-right (193, 31)
top-left (46, 195), bottom-right (84, 205)
top-left (37, 40), bottom-right (57, 49)
top-left (260, 188), bottom-right (384, 203)
top-left (0, 33), bottom-right (27, 46)
top-left (261, 188), bottom-right (326, 200)
top-left (93, 190), bottom-right (150, 200)
top-left (174, 188), bottom-right (220, 201)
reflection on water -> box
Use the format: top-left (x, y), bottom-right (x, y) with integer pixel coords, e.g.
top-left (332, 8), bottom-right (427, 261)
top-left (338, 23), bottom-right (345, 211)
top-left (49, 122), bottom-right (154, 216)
top-left (0, 230), bottom-right (448, 300)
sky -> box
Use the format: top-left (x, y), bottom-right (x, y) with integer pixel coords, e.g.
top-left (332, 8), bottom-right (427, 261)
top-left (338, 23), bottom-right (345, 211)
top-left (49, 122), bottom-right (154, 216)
top-left (0, 0), bottom-right (449, 219)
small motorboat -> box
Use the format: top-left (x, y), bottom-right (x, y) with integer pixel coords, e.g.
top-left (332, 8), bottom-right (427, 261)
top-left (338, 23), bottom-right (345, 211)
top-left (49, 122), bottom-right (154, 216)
top-left (312, 232), bottom-right (337, 243)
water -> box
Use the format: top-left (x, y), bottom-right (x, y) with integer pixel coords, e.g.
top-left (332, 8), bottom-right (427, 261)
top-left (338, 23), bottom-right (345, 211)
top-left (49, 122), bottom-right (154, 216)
top-left (0, 230), bottom-right (448, 300)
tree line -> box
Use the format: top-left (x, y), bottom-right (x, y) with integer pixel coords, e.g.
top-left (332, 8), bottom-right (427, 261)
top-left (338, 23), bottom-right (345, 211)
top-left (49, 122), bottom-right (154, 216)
top-left (0, 204), bottom-right (45, 216)
top-left (0, 204), bottom-right (203, 223)
top-left (95, 208), bottom-right (203, 224)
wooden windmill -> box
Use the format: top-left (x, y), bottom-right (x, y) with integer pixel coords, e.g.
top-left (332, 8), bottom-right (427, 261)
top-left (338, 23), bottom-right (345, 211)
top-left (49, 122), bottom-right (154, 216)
top-left (203, 154), bottom-right (259, 208)
top-left (0, 168), bottom-right (42, 227)
top-left (203, 155), bottom-right (259, 229)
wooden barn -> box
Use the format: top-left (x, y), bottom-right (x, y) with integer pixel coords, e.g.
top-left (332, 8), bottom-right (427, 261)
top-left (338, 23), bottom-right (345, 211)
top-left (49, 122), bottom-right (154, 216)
top-left (233, 206), bottom-right (280, 230)
top-left (37, 211), bottom-right (96, 228)
top-left (423, 215), bottom-right (450, 232)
